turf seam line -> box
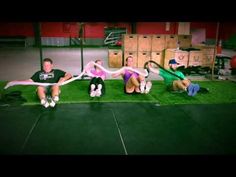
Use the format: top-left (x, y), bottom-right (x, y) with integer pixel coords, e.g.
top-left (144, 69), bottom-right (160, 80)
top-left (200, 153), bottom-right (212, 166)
top-left (20, 112), bottom-right (43, 153)
top-left (110, 109), bottom-right (128, 155)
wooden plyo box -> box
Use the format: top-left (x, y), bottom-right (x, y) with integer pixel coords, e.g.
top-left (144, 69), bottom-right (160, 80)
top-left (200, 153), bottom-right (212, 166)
top-left (137, 51), bottom-right (151, 68)
top-left (138, 35), bottom-right (151, 51)
top-left (108, 49), bottom-right (123, 68)
top-left (123, 34), bottom-right (138, 51)
top-left (151, 35), bottom-right (165, 51)
top-left (165, 34), bottom-right (178, 49)
top-left (178, 35), bottom-right (192, 48)
top-left (151, 50), bottom-right (164, 67)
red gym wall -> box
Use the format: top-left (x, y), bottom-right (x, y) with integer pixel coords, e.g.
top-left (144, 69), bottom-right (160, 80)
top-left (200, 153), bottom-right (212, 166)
top-left (41, 22), bottom-right (78, 37)
top-left (0, 22), bottom-right (236, 40)
top-left (219, 22), bottom-right (236, 40)
top-left (136, 22), bottom-right (178, 34)
top-left (190, 22), bottom-right (218, 39)
top-left (0, 23), bottom-right (34, 37)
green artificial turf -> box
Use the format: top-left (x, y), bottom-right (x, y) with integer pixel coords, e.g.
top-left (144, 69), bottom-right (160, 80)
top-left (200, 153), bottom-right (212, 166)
top-left (1, 80), bottom-right (236, 106)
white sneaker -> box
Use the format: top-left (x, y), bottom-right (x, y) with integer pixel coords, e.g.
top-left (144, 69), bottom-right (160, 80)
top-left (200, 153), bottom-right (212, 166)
top-left (145, 82), bottom-right (152, 94)
top-left (90, 90), bottom-right (96, 97)
top-left (44, 102), bottom-right (49, 108)
top-left (49, 100), bottom-right (56, 107)
top-left (41, 99), bottom-right (49, 108)
top-left (41, 98), bottom-right (46, 105)
top-left (140, 81), bottom-right (146, 93)
top-left (53, 96), bottom-right (59, 102)
top-left (95, 89), bottom-right (102, 97)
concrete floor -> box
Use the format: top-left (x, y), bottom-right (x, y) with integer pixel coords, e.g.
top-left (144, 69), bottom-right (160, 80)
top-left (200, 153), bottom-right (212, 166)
top-left (0, 47), bottom-right (108, 81)
top-left (0, 47), bottom-right (236, 81)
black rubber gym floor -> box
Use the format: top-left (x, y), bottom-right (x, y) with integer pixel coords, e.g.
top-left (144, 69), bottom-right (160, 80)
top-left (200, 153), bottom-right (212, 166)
top-left (0, 102), bottom-right (236, 155)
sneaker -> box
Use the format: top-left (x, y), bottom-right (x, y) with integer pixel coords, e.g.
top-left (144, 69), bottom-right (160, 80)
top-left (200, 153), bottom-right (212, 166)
top-left (49, 99), bottom-right (56, 107)
top-left (192, 84), bottom-right (200, 96)
top-left (144, 82), bottom-right (152, 94)
top-left (140, 81), bottom-right (146, 93)
top-left (53, 96), bottom-right (59, 102)
top-left (95, 89), bottom-right (102, 97)
top-left (90, 90), bottom-right (96, 97)
top-left (41, 98), bottom-right (49, 108)
top-left (187, 84), bottom-right (194, 96)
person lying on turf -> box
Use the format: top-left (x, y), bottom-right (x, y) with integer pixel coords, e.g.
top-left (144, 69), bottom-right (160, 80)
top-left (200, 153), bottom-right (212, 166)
top-left (147, 58), bottom-right (200, 96)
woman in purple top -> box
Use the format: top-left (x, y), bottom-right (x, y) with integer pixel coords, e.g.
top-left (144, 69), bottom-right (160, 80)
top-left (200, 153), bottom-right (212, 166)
top-left (88, 59), bottom-right (106, 97)
top-left (112, 56), bottom-right (152, 94)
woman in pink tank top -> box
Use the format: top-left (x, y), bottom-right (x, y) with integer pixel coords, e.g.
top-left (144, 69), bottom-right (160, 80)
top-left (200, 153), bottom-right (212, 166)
top-left (88, 59), bottom-right (106, 97)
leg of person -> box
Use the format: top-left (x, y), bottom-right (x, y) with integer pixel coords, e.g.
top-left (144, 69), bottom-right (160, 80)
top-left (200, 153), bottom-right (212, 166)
top-left (173, 80), bottom-right (187, 91)
top-left (96, 84), bottom-right (102, 97)
top-left (173, 80), bottom-right (194, 96)
top-left (95, 77), bottom-right (105, 97)
top-left (144, 80), bottom-right (152, 94)
top-left (130, 75), bottom-right (142, 93)
top-left (137, 75), bottom-right (145, 93)
top-left (37, 86), bottom-right (49, 108)
top-left (191, 83), bottom-right (200, 96)
top-left (183, 79), bottom-right (200, 96)
top-left (175, 80), bottom-right (196, 96)
top-left (125, 76), bottom-right (136, 94)
top-left (50, 85), bottom-right (60, 107)
top-left (182, 79), bottom-right (191, 88)
top-left (89, 77), bottom-right (97, 97)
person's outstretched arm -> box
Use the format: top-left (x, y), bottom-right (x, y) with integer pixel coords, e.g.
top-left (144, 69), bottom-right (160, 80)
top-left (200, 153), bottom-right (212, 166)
top-left (148, 63), bottom-right (160, 75)
top-left (112, 69), bottom-right (125, 78)
top-left (58, 72), bottom-right (72, 84)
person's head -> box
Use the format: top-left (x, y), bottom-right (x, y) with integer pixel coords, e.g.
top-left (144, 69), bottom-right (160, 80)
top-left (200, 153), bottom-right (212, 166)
top-left (168, 58), bottom-right (179, 71)
top-left (125, 56), bottom-right (134, 67)
top-left (94, 59), bottom-right (103, 69)
top-left (43, 58), bottom-right (53, 73)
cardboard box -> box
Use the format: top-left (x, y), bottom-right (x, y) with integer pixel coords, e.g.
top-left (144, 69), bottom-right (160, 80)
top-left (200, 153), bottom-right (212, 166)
top-left (164, 49), bottom-right (189, 68)
top-left (188, 51), bottom-right (203, 66)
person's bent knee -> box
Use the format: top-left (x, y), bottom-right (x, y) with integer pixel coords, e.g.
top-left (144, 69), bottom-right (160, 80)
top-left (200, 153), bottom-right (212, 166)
top-left (138, 75), bottom-right (145, 82)
top-left (182, 79), bottom-right (191, 87)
